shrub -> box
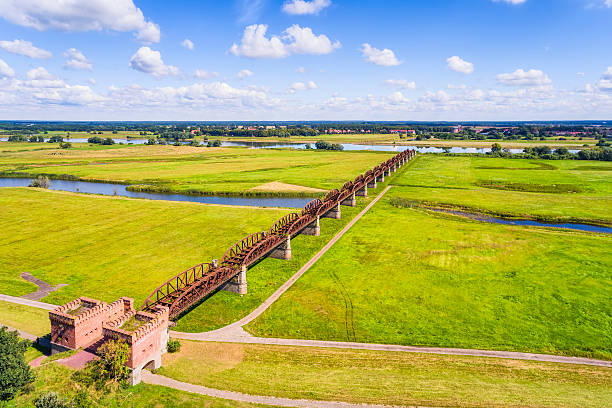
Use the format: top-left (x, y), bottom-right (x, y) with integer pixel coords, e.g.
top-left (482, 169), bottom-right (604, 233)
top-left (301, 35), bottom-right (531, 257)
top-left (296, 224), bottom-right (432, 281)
top-left (29, 176), bottom-right (50, 189)
top-left (86, 339), bottom-right (130, 384)
top-left (101, 138), bottom-right (115, 145)
top-left (87, 136), bottom-right (103, 144)
top-left (59, 142), bottom-right (72, 149)
top-left (0, 326), bottom-right (35, 401)
top-left (167, 340), bottom-right (181, 353)
top-left (34, 392), bottom-right (74, 408)
top-left (48, 136), bottom-right (63, 143)
top-left (315, 140), bottom-right (344, 151)
top-left (146, 138), bottom-right (156, 145)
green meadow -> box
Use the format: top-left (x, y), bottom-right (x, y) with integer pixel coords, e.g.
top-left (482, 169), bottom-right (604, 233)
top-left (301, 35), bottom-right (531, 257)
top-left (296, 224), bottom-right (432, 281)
top-left (392, 155), bottom-right (612, 224)
top-left (0, 188), bottom-right (284, 305)
top-left (0, 143), bottom-right (394, 196)
top-left (159, 341), bottom-right (612, 408)
top-left (248, 156), bottom-right (612, 359)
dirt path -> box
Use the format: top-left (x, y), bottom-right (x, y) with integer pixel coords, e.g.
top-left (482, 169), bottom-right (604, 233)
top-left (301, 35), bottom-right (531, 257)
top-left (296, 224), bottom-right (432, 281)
top-left (0, 293), bottom-right (57, 310)
top-left (141, 371), bottom-right (402, 408)
top-left (20, 272), bottom-right (67, 301)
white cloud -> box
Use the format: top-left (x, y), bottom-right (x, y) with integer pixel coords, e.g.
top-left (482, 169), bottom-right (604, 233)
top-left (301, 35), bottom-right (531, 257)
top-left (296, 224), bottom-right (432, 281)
top-left (446, 56), bottom-right (474, 74)
top-left (0, 0), bottom-right (160, 43)
top-left (181, 39), bottom-right (194, 50)
top-left (0, 58), bottom-right (15, 78)
top-left (361, 43), bottom-right (401, 67)
top-left (0, 39), bottom-right (51, 59)
top-left (129, 47), bottom-right (179, 78)
top-left (576, 72), bottom-right (585, 78)
top-left (296, 66), bottom-right (306, 74)
top-left (63, 48), bottom-right (92, 71)
top-left (496, 69), bottom-right (552, 86)
top-left (230, 24), bottom-right (340, 59)
top-left (596, 67), bottom-right (612, 92)
top-left (384, 79), bottom-right (416, 90)
top-left (288, 80), bottom-right (317, 93)
top-left (282, 0), bottom-right (331, 15)
top-left (87, 78), bottom-right (96, 85)
top-left (27, 67), bottom-right (54, 80)
top-left (602, 66), bottom-right (612, 80)
top-left (194, 69), bottom-right (218, 79)
top-left (493, 0), bottom-right (527, 4)
top-left (606, 0), bottom-right (612, 7)
top-left (387, 91), bottom-right (410, 104)
top-left (237, 69), bottom-right (254, 79)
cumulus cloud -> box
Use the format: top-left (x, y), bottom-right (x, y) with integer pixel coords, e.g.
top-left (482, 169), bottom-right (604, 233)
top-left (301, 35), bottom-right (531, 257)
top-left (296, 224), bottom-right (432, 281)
top-left (282, 0), bottom-right (331, 15)
top-left (230, 24), bottom-right (340, 58)
top-left (0, 39), bottom-right (51, 59)
top-left (181, 39), bottom-right (194, 50)
top-left (237, 69), bottom-right (254, 79)
top-left (446, 56), bottom-right (474, 74)
top-left (194, 69), bottom-right (218, 79)
top-left (602, 66), bottom-right (612, 79)
top-left (361, 43), bottom-right (401, 66)
top-left (0, 58), bottom-right (15, 78)
top-left (129, 47), bottom-right (179, 78)
top-left (0, 0), bottom-right (160, 43)
top-left (385, 79), bottom-right (416, 90)
top-left (595, 67), bottom-right (612, 92)
top-left (288, 80), bottom-right (317, 93)
top-left (496, 69), bottom-right (552, 86)
top-left (296, 66), bottom-right (306, 74)
top-left (63, 48), bottom-right (92, 71)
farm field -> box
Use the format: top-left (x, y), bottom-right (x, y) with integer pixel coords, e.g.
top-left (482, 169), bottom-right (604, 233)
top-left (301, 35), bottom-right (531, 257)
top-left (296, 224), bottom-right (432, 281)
top-left (159, 341), bottom-right (612, 408)
top-left (0, 188), bottom-right (285, 305)
top-left (393, 155), bottom-right (612, 224)
top-left (0, 143), bottom-right (394, 196)
top-left (247, 157), bottom-right (612, 360)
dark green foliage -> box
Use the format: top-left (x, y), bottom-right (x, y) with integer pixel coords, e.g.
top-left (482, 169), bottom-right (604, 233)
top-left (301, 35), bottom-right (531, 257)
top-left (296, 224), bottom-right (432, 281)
top-left (315, 140), bottom-right (344, 151)
top-left (34, 391), bottom-right (74, 408)
top-left (47, 136), bottom-right (64, 143)
top-left (0, 326), bottom-right (35, 401)
top-left (166, 339), bottom-right (181, 353)
top-left (59, 142), bottom-right (72, 149)
top-left (81, 339), bottom-right (130, 385)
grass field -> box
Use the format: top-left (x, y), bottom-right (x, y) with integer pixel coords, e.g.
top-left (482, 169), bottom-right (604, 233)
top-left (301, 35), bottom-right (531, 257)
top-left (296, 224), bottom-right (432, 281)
top-left (0, 301), bottom-right (50, 337)
top-left (159, 341), bottom-right (612, 407)
top-left (4, 363), bottom-right (264, 408)
top-left (392, 155), bottom-right (612, 225)
top-left (0, 143), bottom-right (394, 196)
top-left (247, 157), bottom-right (612, 360)
top-left (0, 188), bottom-right (284, 305)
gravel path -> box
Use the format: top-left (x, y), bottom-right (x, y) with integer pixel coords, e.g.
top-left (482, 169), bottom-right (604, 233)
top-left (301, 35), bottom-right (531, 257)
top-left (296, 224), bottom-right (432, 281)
top-left (20, 272), bottom-right (67, 301)
top-left (141, 371), bottom-right (403, 408)
top-left (0, 293), bottom-right (57, 310)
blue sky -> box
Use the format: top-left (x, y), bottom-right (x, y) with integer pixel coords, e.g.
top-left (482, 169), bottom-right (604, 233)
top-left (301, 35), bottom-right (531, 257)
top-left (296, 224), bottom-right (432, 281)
top-left (0, 0), bottom-right (611, 120)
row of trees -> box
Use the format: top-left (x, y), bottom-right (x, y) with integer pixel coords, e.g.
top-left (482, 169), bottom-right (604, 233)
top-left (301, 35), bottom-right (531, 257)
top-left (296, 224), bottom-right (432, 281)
top-left (488, 143), bottom-right (612, 161)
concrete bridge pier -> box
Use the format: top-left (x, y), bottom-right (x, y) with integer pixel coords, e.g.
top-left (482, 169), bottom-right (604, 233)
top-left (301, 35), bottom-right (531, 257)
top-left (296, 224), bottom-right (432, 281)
top-left (302, 216), bottom-right (320, 236)
top-left (223, 265), bottom-right (247, 295)
top-left (376, 173), bottom-right (384, 183)
top-left (367, 179), bottom-right (377, 189)
top-left (391, 165), bottom-right (396, 173)
top-left (322, 202), bottom-right (341, 219)
top-left (356, 186), bottom-right (367, 197)
top-left (341, 192), bottom-right (356, 207)
top-left (384, 168), bottom-right (391, 177)
top-left (269, 236), bottom-right (292, 260)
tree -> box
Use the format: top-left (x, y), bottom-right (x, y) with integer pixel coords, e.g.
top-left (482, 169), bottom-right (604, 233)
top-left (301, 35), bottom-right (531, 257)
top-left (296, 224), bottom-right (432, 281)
top-left (0, 326), bottom-right (35, 401)
top-left (491, 143), bottom-right (502, 154)
top-left (87, 339), bottom-right (129, 383)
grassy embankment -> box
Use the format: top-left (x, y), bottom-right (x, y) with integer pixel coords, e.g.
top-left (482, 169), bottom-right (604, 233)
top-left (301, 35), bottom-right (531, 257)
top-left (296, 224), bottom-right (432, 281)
top-left (3, 363), bottom-right (263, 408)
top-left (158, 341), bottom-right (612, 408)
top-left (0, 143), bottom-right (394, 196)
top-left (247, 156), bottom-right (612, 360)
top-left (0, 301), bottom-right (50, 337)
top-left (0, 188), bottom-right (285, 305)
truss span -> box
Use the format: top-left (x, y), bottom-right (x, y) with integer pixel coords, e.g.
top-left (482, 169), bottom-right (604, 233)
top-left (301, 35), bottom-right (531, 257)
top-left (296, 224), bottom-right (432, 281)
top-left (141, 149), bottom-right (416, 319)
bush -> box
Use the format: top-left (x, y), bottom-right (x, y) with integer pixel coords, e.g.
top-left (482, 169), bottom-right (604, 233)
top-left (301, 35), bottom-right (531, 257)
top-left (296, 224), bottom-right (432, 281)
top-left (0, 326), bottom-right (35, 401)
top-left (86, 339), bottom-right (130, 384)
top-left (29, 176), bottom-right (50, 189)
top-left (59, 142), bottom-right (72, 149)
top-left (48, 136), bottom-right (63, 143)
top-left (101, 138), bottom-right (115, 145)
top-left (315, 140), bottom-right (344, 151)
top-left (146, 138), bottom-right (156, 145)
top-left (87, 136), bottom-right (103, 144)
top-left (34, 392), bottom-right (74, 408)
top-left (167, 340), bottom-right (181, 353)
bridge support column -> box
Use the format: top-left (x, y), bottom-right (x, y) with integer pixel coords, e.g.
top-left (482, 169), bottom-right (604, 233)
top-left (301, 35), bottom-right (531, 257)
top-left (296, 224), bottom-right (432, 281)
top-left (356, 186), bottom-right (367, 197)
top-left (390, 165), bottom-right (396, 173)
top-left (376, 173), bottom-right (384, 183)
top-left (222, 265), bottom-right (247, 295)
top-left (384, 169), bottom-right (391, 177)
top-left (269, 236), bottom-right (292, 260)
top-left (302, 216), bottom-right (320, 236)
top-left (341, 192), bottom-right (356, 207)
top-left (367, 179), bottom-right (377, 189)
top-left (322, 202), bottom-right (341, 219)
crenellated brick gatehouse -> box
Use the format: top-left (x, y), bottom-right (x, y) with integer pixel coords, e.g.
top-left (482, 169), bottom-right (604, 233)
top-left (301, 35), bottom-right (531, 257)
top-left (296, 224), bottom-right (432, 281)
top-left (49, 296), bottom-right (169, 385)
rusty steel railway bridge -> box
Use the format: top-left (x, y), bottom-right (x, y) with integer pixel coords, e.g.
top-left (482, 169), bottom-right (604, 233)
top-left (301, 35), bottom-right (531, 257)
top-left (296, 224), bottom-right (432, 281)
top-left (141, 149), bottom-right (416, 319)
